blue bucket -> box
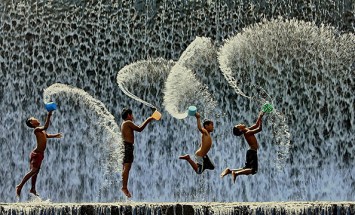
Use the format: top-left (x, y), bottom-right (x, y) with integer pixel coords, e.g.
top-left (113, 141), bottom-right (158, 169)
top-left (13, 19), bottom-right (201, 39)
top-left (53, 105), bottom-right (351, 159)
top-left (188, 106), bottom-right (197, 116)
top-left (45, 102), bottom-right (57, 112)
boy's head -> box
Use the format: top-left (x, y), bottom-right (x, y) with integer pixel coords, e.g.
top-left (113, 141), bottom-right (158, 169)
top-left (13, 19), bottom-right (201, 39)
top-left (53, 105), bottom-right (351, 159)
top-left (26, 117), bottom-right (40, 128)
top-left (203, 119), bottom-right (214, 132)
top-left (233, 124), bottom-right (246, 136)
top-left (121, 108), bottom-right (133, 120)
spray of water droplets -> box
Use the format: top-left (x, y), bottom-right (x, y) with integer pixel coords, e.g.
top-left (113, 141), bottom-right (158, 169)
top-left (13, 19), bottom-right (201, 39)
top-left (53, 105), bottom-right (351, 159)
top-left (43, 83), bottom-right (123, 191)
top-left (164, 37), bottom-right (218, 119)
top-left (117, 58), bottom-right (175, 110)
top-left (218, 19), bottom-right (295, 167)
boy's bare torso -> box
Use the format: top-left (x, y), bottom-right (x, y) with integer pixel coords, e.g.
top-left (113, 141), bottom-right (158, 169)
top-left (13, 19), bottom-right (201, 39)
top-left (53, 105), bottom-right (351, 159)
top-left (121, 120), bottom-right (134, 144)
top-left (244, 133), bottom-right (258, 150)
top-left (195, 132), bottom-right (212, 157)
top-left (34, 129), bottom-right (48, 153)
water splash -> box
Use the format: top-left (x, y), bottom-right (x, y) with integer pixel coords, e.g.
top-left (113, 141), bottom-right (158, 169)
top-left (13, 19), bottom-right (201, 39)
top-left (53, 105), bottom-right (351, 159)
top-left (218, 17), bottom-right (354, 170)
top-left (164, 37), bottom-right (218, 119)
top-left (117, 58), bottom-right (175, 110)
top-left (218, 19), bottom-right (291, 167)
top-left (43, 83), bottom-right (122, 199)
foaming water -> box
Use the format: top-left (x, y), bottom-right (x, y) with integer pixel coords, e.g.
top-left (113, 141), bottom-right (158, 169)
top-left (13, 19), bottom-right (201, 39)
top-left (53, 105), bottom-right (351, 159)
top-left (164, 37), bottom-right (218, 119)
top-left (117, 58), bottom-right (175, 110)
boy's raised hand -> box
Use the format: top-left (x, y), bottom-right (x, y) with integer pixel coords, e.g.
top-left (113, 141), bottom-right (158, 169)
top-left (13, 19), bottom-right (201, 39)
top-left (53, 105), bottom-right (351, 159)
top-left (195, 112), bottom-right (200, 118)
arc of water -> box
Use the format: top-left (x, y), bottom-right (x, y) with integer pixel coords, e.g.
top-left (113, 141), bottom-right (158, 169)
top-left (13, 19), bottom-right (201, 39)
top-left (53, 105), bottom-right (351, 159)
top-left (218, 26), bottom-right (277, 107)
top-left (218, 20), bottom-right (294, 169)
top-left (116, 58), bottom-right (174, 110)
top-left (163, 37), bottom-right (218, 119)
top-left (117, 79), bottom-right (157, 109)
top-left (43, 83), bottom-right (122, 172)
top-left (164, 64), bottom-right (200, 119)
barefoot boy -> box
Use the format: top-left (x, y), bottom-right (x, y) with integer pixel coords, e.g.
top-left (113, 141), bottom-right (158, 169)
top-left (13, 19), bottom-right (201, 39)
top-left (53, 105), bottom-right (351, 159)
top-left (179, 112), bottom-right (215, 174)
top-left (120, 108), bottom-right (156, 198)
top-left (220, 111), bottom-right (264, 183)
top-left (16, 111), bottom-right (62, 197)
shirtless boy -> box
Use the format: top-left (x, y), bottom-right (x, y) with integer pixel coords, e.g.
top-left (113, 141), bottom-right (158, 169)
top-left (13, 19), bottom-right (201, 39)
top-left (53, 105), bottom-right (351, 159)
top-left (16, 111), bottom-right (62, 197)
top-left (179, 112), bottom-right (215, 174)
top-left (220, 111), bottom-right (264, 183)
top-left (120, 108), bottom-right (156, 198)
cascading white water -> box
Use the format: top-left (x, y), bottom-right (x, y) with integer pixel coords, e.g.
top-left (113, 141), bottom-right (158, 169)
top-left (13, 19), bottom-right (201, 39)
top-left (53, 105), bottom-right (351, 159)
top-left (0, 0), bottom-right (354, 204)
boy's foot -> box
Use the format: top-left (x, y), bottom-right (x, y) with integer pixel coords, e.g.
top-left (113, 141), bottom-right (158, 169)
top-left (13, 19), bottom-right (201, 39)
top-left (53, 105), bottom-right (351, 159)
top-left (179, 154), bottom-right (190, 160)
top-left (232, 171), bottom-right (238, 183)
top-left (30, 189), bottom-right (40, 197)
top-left (121, 188), bottom-right (132, 198)
top-left (16, 186), bottom-right (22, 197)
top-left (220, 168), bottom-right (232, 178)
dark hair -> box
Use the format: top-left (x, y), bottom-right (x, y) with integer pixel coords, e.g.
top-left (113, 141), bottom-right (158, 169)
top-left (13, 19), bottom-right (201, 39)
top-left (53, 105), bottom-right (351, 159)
top-left (121, 108), bottom-right (132, 120)
top-left (26, 118), bottom-right (35, 128)
top-left (233, 126), bottom-right (243, 136)
top-left (203, 119), bottom-right (213, 128)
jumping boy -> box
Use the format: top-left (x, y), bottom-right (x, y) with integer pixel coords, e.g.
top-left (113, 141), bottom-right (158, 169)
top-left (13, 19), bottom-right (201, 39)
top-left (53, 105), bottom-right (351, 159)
top-left (179, 112), bottom-right (215, 174)
top-left (220, 111), bottom-right (264, 183)
top-left (16, 111), bottom-right (62, 197)
top-left (120, 108), bottom-right (156, 198)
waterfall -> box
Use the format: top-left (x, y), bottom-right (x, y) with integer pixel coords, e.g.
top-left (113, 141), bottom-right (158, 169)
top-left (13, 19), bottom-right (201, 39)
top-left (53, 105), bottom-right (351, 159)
top-left (0, 0), bottom-right (353, 203)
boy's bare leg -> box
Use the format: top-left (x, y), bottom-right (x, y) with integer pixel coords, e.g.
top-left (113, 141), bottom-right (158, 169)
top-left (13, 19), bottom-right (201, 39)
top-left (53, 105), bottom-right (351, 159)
top-left (121, 163), bottom-right (132, 198)
top-left (232, 168), bottom-right (253, 183)
top-left (179, 154), bottom-right (198, 172)
top-left (231, 168), bottom-right (244, 172)
top-left (16, 186), bottom-right (22, 197)
top-left (16, 168), bottom-right (39, 197)
top-left (30, 173), bottom-right (39, 196)
top-left (232, 171), bottom-right (238, 183)
top-left (220, 168), bottom-right (232, 178)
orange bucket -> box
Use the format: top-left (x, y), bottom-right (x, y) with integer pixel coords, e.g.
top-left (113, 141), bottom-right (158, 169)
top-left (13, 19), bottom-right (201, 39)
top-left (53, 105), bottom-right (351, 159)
top-left (151, 110), bottom-right (162, 120)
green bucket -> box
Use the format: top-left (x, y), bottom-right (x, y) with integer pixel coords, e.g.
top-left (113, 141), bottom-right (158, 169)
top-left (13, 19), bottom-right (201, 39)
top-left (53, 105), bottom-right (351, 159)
top-left (262, 103), bottom-right (273, 113)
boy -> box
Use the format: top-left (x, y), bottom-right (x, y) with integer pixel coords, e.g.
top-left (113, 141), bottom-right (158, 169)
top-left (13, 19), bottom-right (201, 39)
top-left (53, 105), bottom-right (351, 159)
top-left (120, 108), bottom-right (156, 198)
top-left (179, 112), bottom-right (215, 174)
top-left (220, 111), bottom-right (264, 183)
top-left (16, 111), bottom-right (62, 197)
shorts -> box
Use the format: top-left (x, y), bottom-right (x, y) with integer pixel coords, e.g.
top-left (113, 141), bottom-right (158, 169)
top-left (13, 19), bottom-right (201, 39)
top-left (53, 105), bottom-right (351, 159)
top-left (122, 141), bottom-right (134, 164)
top-left (30, 151), bottom-right (44, 169)
top-left (244, 149), bottom-right (258, 174)
top-left (195, 155), bottom-right (215, 174)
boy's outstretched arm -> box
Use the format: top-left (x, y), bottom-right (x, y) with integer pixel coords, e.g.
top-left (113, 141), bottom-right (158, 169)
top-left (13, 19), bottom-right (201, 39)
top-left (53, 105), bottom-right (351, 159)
top-left (246, 113), bottom-right (263, 134)
top-left (35, 111), bottom-right (53, 132)
top-left (249, 112), bottom-right (264, 130)
top-left (43, 111), bottom-right (53, 129)
top-left (46, 133), bottom-right (62, 138)
top-left (130, 117), bottom-right (155, 132)
top-left (195, 112), bottom-right (206, 134)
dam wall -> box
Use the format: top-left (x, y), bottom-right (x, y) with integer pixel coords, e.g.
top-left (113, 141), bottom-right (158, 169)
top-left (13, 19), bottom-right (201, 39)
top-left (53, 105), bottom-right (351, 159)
top-left (1, 202), bottom-right (354, 215)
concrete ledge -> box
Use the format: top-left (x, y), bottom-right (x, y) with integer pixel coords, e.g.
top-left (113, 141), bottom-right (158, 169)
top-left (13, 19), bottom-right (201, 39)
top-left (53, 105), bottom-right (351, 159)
top-left (0, 201), bottom-right (354, 215)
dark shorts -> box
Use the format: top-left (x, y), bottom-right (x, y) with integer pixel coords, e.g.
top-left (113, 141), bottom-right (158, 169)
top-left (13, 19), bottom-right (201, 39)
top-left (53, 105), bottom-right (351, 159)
top-left (244, 149), bottom-right (258, 174)
top-left (196, 155), bottom-right (215, 174)
top-left (30, 151), bottom-right (44, 169)
top-left (122, 142), bottom-right (134, 164)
